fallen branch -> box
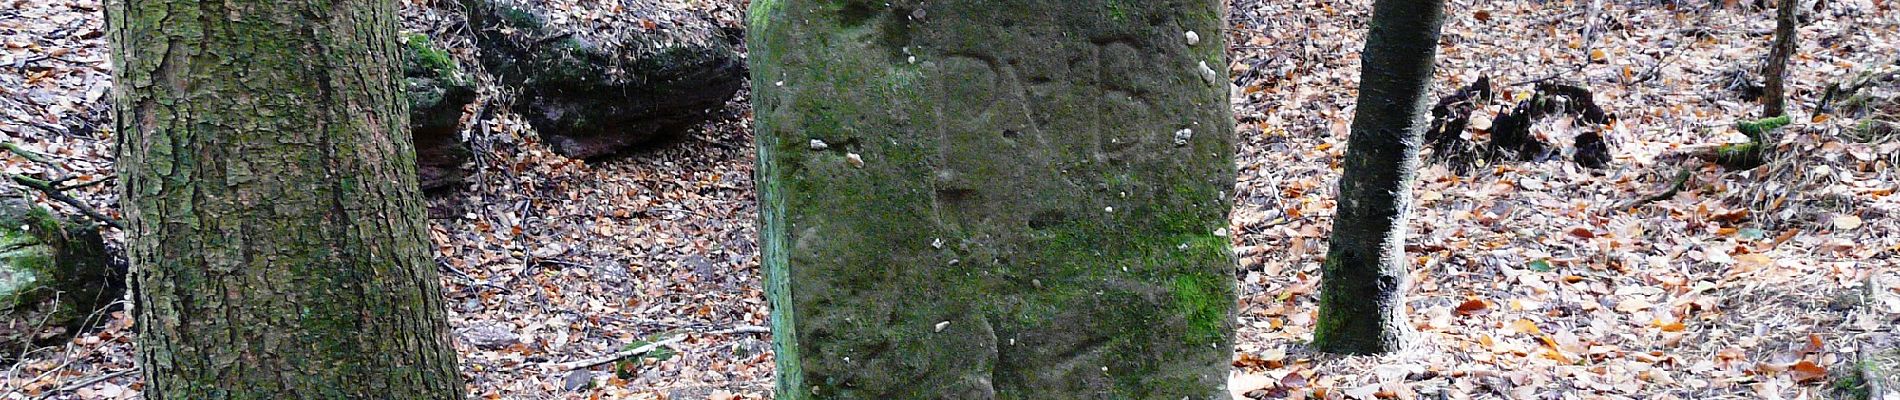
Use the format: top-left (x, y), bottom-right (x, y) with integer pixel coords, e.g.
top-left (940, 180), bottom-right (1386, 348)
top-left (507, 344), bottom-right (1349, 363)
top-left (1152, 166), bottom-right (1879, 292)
top-left (1580, 0), bottom-right (1607, 66)
top-left (1631, 53), bottom-right (1674, 85)
top-left (1657, 116), bottom-right (1791, 170)
top-left (557, 334), bottom-right (688, 370)
top-left (1618, 167), bottom-right (1694, 211)
top-left (34, 368), bottom-right (136, 400)
top-left (706, 325), bottom-right (771, 335)
top-left (1, 142), bottom-right (122, 229)
top-left (435, 257), bottom-right (513, 294)
top-left (6, 173), bottom-right (124, 230)
top-left (553, 325), bottom-right (769, 371)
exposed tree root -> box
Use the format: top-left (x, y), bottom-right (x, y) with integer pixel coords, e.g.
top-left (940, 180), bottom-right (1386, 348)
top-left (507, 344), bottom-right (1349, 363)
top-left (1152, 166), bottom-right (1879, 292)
top-left (1618, 167), bottom-right (1694, 211)
top-left (1659, 115), bottom-right (1790, 171)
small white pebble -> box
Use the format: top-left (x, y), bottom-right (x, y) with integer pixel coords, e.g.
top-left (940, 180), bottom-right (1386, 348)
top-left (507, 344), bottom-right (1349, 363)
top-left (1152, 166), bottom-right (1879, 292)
top-left (934, 321), bottom-right (951, 332)
top-left (931, 238), bottom-right (944, 248)
top-left (1104, 206), bottom-right (1115, 213)
top-left (809, 139), bottom-right (829, 150)
top-left (1197, 61), bottom-right (1218, 86)
top-left (1185, 30), bottom-right (1201, 46)
top-left (846, 153), bottom-right (865, 168)
top-left (775, 80), bottom-right (784, 87)
top-left (1213, 228), bottom-right (1229, 237)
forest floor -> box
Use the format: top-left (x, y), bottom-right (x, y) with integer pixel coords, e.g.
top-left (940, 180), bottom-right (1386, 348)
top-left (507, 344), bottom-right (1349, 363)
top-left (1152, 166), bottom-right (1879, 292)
top-left (3, 0), bottom-right (1898, 399)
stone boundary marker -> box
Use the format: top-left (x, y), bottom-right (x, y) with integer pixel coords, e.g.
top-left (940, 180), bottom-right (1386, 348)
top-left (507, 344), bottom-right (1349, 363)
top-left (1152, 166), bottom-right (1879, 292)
top-left (749, 0), bottom-right (1237, 398)
top-left (1862, 270), bottom-right (1898, 399)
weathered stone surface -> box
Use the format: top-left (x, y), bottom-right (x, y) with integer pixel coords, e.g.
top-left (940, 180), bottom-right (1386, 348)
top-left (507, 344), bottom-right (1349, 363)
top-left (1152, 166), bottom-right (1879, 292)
top-left (468, 0), bottom-right (745, 159)
top-left (749, 1), bottom-right (1236, 398)
top-left (403, 32), bottom-right (478, 190)
top-left (0, 195), bottom-right (119, 360)
top-left (1856, 270), bottom-right (1899, 399)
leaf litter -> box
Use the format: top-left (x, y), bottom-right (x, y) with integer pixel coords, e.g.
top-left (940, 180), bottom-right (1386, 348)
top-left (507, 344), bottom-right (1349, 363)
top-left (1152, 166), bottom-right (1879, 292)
top-left (3, 0), bottom-right (1899, 398)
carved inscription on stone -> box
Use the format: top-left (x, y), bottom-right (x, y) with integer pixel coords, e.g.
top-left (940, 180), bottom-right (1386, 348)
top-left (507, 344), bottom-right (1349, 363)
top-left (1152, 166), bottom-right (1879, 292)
top-left (925, 39), bottom-right (1182, 233)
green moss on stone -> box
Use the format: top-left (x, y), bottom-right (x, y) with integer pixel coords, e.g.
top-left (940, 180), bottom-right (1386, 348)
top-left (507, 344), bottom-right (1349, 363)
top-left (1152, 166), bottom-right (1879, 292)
top-left (1171, 273), bottom-right (1227, 346)
top-left (403, 33), bottom-right (457, 78)
top-left (497, 6), bottom-right (544, 31)
top-left (751, 0), bottom-right (1235, 397)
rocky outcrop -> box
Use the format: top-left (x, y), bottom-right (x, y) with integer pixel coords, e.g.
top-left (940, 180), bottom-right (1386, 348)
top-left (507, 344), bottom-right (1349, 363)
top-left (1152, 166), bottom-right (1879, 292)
top-left (0, 194), bottom-right (119, 359)
top-left (404, 33), bottom-right (478, 190)
top-left (463, 0), bottom-right (744, 159)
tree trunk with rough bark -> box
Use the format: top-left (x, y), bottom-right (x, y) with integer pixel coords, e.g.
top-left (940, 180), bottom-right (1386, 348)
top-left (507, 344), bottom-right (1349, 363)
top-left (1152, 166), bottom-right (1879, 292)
top-left (1763, 0), bottom-right (1799, 118)
top-left (1313, 0), bottom-right (1447, 355)
top-left (106, 0), bottom-right (466, 397)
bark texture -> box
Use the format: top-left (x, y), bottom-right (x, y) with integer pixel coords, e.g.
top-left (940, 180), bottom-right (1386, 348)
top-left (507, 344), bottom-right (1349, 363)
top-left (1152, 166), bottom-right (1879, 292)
top-left (1762, 0), bottom-right (1799, 118)
top-left (107, 0), bottom-right (466, 397)
top-left (1313, 0), bottom-right (1446, 355)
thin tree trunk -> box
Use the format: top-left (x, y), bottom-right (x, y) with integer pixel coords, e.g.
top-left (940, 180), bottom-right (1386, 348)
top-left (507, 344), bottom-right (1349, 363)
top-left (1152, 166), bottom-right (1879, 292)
top-left (107, 0), bottom-right (466, 397)
top-left (1762, 0), bottom-right (1799, 118)
top-left (1314, 0), bottom-right (1447, 355)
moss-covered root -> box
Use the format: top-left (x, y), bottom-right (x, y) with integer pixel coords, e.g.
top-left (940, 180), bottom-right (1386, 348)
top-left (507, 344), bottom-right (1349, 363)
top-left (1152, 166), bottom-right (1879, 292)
top-left (1737, 115), bottom-right (1793, 142)
top-left (1707, 115), bottom-right (1792, 170)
